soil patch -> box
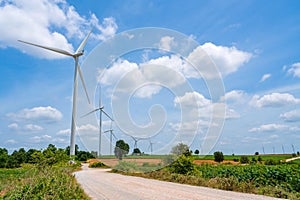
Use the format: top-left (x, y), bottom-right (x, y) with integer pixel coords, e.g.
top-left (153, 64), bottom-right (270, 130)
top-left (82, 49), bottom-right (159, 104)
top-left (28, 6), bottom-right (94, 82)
top-left (193, 160), bottom-right (239, 165)
top-left (88, 158), bottom-right (162, 167)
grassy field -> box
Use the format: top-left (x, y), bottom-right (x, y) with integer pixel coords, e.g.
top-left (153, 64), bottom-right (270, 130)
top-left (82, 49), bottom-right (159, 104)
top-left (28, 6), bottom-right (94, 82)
top-left (0, 164), bottom-right (90, 200)
top-left (112, 154), bottom-right (300, 199)
top-left (100, 154), bottom-right (295, 160)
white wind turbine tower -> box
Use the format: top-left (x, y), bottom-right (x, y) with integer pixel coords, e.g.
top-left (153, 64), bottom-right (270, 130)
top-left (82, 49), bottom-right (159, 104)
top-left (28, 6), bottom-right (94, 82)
top-left (18, 31), bottom-right (92, 157)
top-left (82, 87), bottom-right (113, 156)
top-left (104, 121), bottom-right (117, 155)
top-left (148, 140), bottom-right (155, 155)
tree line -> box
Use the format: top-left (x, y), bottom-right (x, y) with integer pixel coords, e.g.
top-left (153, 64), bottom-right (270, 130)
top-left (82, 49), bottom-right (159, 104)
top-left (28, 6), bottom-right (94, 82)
top-left (0, 144), bottom-right (95, 168)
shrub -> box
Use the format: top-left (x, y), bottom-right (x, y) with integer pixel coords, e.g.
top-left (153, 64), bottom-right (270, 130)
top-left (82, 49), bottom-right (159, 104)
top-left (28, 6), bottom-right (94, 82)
top-left (240, 156), bottom-right (249, 164)
top-left (257, 156), bottom-right (262, 162)
top-left (251, 157), bottom-right (257, 164)
top-left (168, 154), bottom-right (198, 175)
top-left (255, 152), bottom-right (259, 156)
top-left (113, 161), bottom-right (138, 173)
top-left (89, 162), bottom-right (108, 168)
top-left (214, 151), bottom-right (224, 163)
top-left (264, 159), bottom-right (279, 165)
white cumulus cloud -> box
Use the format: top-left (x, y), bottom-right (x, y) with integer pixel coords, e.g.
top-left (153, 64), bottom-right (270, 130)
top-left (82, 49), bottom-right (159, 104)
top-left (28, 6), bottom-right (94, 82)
top-left (7, 106), bottom-right (63, 122)
top-left (287, 62), bottom-right (300, 78)
top-left (0, 0), bottom-right (117, 59)
top-left (221, 90), bottom-right (246, 103)
top-left (8, 123), bottom-right (19, 130)
top-left (280, 109), bottom-right (300, 122)
top-left (174, 91), bottom-right (211, 108)
top-left (159, 36), bottom-right (176, 51)
top-left (24, 124), bottom-right (44, 131)
top-left (249, 124), bottom-right (288, 132)
top-left (260, 73), bottom-right (271, 82)
top-left (249, 123), bottom-right (300, 132)
top-left (197, 42), bottom-right (252, 77)
top-left (250, 93), bottom-right (300, 108)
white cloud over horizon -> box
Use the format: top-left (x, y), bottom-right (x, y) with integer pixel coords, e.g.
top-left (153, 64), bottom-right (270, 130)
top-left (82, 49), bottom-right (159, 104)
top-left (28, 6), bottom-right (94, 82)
top-left (249, 123), bottom-right (300, 132)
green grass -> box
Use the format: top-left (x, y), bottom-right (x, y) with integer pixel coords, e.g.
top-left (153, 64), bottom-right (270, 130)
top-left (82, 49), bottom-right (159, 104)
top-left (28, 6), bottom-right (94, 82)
top-left (0, 164), bottom-right (90, 200)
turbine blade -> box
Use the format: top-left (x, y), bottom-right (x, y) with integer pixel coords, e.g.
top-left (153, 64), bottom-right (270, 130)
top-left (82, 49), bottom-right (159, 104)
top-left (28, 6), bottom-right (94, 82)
top-left (81, 108), bottom-right (100, 118)
top-left (75, 29), bottom-right (93, 54)
top-left (112, 132), bottom-right (117, 139)
top-left (18, 40), bottom-right (73, 57)
top-left (78, 64), bottom-right (91, 104)
top-left (101, 109), bottom-right (113, 121)
top-left (104, 130), bottom-right (110, 133)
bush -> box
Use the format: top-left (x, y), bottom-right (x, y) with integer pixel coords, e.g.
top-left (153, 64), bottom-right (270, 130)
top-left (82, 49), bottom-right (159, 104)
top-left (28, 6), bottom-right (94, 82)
top-left (168, 154), bottom-right (199, 175)
top-left (255, 152), bottom-right (259, 156)
top-left (264, 159), bottom-right (280, 165)
top-left (240, 156), bottom-right (249, 164)
top-left (89, 162), bottom-right (108, 168)
top-left (113, 161), bottom-right (139, 173)
top-left (214, 151), bottom-right (224, 163)
top-left (258, 156), bottom-right (262, 162)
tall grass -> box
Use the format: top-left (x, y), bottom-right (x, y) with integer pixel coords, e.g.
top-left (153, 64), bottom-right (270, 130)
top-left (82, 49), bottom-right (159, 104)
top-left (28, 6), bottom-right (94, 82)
top-left (0, 164), bottom-right (90, 200)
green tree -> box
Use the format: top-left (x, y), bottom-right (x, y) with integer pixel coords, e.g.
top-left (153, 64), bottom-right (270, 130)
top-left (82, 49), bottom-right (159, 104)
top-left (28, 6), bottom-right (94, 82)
top-left (11, 148), bottom-right (27, 165)
top-left (213, 151), bottom-right (224, 163)
top-left (65, 144), bottom-right (79, 156)
top-left (114, 140), bottom-right (129, 160)
top-left (171, 143), bottom-right (189, 156)
top-left (194, 149), bottom-right (200, 155)
top-left (133, 148), bottom-right (141, 154)
top-left (0, 148), bottom-right (8, 168)
top-left (240, 155), bottom-right (249, 164)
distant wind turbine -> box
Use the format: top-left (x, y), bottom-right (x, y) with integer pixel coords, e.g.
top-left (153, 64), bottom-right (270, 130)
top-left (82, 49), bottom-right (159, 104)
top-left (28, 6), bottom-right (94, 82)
top-left (18, 31), bottom-right (92, 157)
top-left (82, 87), bottom-right (113, 156)
top-left (148, 140), bottom-right (155, 155)
top-left (104, 121), bottom-right (117, 155)
top-left (131, 136), bottom-right (140, 149)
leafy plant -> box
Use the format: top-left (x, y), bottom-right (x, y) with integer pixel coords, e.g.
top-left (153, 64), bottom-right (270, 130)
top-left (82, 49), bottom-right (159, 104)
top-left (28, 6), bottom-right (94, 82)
top-left (240, 156), bottom-right (249, 164)
top-left (214, 151), bottom-right (224, 163)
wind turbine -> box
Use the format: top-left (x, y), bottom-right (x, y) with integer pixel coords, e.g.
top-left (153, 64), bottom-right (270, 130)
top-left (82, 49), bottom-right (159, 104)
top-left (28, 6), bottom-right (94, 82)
top-left (148, 140), bottom-right (155, 155)
top-left (291, 144), bottom-right (295, 154)
top-left (131, 136), bottom-right (140, 149)
top-left (104, 121), bottom-right (117, 155)
top-left (82, 86), bottom-right (113, 156)
top-left (282, 145), bottom-right (285, 154)
top-left (18, 31), bottom-right (92, 157)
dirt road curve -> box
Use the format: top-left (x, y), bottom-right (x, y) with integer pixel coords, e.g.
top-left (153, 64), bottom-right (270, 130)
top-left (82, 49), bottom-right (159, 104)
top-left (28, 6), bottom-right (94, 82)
top-left (74, 164), bottom-right (280, 200)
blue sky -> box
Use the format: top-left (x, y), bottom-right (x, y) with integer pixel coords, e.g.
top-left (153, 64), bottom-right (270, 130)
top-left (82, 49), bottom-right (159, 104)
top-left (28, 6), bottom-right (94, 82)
top-left (1, 0), bottom-right (300, 155)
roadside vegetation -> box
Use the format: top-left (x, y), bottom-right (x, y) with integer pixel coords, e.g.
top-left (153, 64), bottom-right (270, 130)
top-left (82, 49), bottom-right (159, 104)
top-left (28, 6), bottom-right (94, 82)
top-left (112, 143), bottom-right (300, 200)
top-left (0, 144), bottom-right (94, 199)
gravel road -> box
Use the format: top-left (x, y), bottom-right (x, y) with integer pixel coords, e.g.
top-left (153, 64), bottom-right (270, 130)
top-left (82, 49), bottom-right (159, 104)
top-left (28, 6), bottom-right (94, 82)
top-left (74, 164), bottom-right (281, 200)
